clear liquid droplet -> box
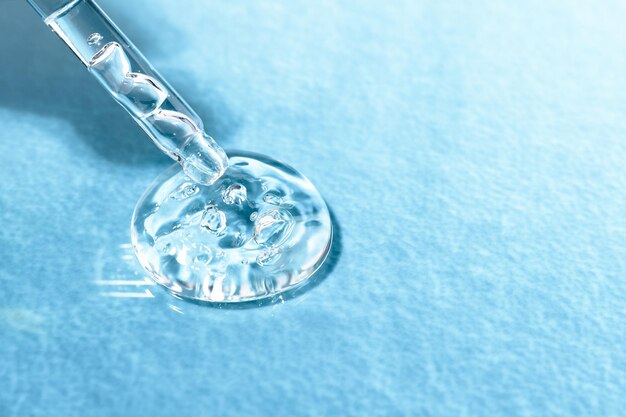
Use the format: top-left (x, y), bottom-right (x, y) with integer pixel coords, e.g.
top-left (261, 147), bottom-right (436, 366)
top-left (222, 183), bottom-right (247, 205)
top-left (263, 192), bottom-right (283, 205)
top-left (253, 209), bottom-right (295, 247)
top-left (132, 153), bottom-right (333, 303)
top-left (200, 205), bottom-right (227, 234)
top-left (170, 182), bottom-right (200, 200)
top-left (256, 248), bottom-right (282, 266)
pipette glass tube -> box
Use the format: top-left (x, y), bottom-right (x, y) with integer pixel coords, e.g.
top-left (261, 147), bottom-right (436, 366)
top-left (28, 0), bottom-right (228, 185)
top-left (28, 0), bottom-right (333, 304)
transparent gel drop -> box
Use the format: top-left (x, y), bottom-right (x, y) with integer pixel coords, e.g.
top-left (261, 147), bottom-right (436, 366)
top-left (223, 183), bottom-right (247, 205)
top-left (263, 192), bottom-right (283, 205)
top-left (200, 205), bottom-right (227, 234)
top-left (170, 183), bottom-right (200, 200)
top-left (132, 152), bottom-right (333, 303)
top-left (256, 247), bottom-right (282, 267)
top-left (253, 209), bottom-right (294, 248)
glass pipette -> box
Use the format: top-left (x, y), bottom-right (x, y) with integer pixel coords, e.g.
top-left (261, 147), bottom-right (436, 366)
top-left (28, 0), bottom-right (228, 185)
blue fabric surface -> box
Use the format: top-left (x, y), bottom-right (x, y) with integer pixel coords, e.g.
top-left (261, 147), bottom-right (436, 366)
top-left (2, 0), bottom-right (626, 415)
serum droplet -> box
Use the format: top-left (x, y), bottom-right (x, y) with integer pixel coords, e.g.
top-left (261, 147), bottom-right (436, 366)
top-left (263, 192), bottom-right (283, 205)
top-left (170, 182), bottom-right (200, 200)
top-left (256, 248), bottom-right (282, 266)
top-left (222, 183), bottom-right (247, 205)
top-left (253, 209), bottom-right (295, 247)
top-left (200, 205), bottom-right (227, 234)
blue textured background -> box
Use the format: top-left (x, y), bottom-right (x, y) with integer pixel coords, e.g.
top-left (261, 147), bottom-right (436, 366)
top-left (2, 0), bottom-right (626, 415)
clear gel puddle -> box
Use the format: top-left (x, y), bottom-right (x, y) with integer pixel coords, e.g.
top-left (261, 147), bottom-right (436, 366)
top-left (131, 152), bottom-right (333, 303)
